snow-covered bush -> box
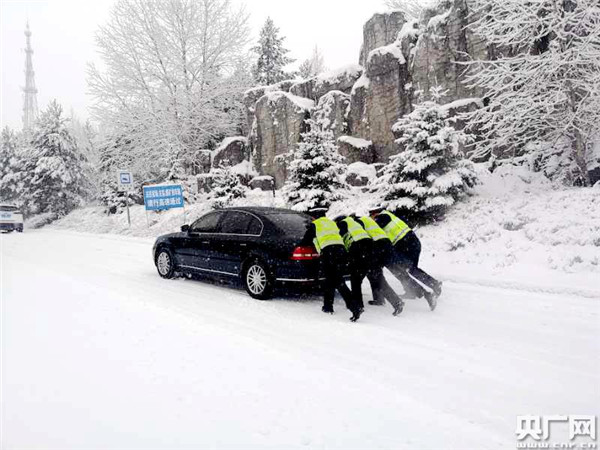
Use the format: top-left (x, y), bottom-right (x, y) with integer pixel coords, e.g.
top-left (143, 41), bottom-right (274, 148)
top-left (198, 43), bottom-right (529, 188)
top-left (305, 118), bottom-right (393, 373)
top-left (210, 162), bottom-right (246, 208)
top-left (372, 100), bottom-right (477, 223)
top-left (283, 119), bottom-right (347, 212)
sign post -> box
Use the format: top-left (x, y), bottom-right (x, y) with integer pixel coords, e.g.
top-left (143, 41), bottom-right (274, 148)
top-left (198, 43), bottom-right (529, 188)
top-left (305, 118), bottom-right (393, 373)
top-left (142, 184), bottom-right (185, 227)
top-left (117, 170), bottom-right (134, 227)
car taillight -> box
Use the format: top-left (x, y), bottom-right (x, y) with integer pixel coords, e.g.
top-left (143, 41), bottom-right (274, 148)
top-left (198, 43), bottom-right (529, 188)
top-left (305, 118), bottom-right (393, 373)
top-left (291, 246), bottom-right (319, 260)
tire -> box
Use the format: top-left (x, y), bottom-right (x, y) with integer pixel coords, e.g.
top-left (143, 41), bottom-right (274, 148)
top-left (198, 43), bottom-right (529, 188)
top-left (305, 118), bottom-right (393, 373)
top-left (155, 247), bottom-right (176, 279)
top-left (243, 259), bottom-right (274, 300)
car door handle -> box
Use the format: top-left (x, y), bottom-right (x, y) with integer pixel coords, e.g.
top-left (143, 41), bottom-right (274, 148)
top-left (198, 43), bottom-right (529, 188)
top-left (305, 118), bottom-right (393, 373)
top-left (239, 243), bottom-right (247, 247)
top-left (201, 241), bottom-right (210, 244)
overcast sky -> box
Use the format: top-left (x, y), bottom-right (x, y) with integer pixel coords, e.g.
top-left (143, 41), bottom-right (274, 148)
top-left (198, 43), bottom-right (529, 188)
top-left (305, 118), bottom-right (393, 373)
top-left (1, 0), bottom-right (386, 131)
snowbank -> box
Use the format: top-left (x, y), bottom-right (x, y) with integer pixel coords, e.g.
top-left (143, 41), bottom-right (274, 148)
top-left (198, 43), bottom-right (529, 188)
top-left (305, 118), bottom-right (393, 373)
top-left (338, 136), bottom-right (372, 149)
top-left (347, 162), bottom-right (377, 180)
top-left (49, 164), bottom-right (599, 296)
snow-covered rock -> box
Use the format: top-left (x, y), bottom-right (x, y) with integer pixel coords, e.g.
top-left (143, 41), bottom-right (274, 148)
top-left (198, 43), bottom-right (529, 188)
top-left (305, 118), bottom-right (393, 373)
top-left (253, 92), bottom-right (315, 187)
top-left (345, 162), bottom-right (378, 187)
top-left (249, 175), bottom-right (275, 191)
top-left (337, 136), bottom-right (376, 164)
top-left (212, 136), bottom-right (249, 168)
top-left (313, 90), bottom-right (350, 139)
top-left (289, 64), bottom-right (363, 101)
top-left (359, 11), bottom-right (407, 67)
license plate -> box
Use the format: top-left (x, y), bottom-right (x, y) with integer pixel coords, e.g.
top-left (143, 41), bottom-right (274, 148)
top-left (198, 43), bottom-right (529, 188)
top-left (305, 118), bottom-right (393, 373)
top-left (0, 213), bottom-right (11, 219)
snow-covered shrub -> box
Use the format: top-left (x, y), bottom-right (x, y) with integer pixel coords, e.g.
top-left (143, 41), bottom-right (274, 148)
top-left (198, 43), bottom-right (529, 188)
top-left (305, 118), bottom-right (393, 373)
top-left (371, 100), bottom-right (477, 223)
top-left (283, 118), bottom-right (347, 212)
top-left (210, 162), bottom-right (246, 208)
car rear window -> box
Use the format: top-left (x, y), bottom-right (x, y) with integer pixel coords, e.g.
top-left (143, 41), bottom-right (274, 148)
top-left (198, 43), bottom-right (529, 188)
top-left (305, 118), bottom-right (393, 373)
top-left (0, 205), bottom-right (18, 212)
top-left (268, 212), bottom-right (311, 236)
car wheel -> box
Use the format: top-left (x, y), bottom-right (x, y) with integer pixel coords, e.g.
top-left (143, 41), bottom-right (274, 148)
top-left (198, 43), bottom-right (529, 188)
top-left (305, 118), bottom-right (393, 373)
top-left (243, 259), bottom-right (274, 300)
top-left (155, 247), bottom-right (176, 279)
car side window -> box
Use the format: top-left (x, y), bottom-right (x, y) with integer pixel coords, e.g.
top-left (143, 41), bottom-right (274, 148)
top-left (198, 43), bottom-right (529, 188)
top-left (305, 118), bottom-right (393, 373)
top-left (247, 216), bottom-right (262, 235)
top-left (219, 211), bottom-right (253, 234)
top-left (190, 211), bottom-right (223, 233)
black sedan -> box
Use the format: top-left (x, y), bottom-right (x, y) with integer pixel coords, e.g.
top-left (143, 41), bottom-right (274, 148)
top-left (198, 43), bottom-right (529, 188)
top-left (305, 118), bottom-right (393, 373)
top-left (152, 207), bottom-right (322, 299)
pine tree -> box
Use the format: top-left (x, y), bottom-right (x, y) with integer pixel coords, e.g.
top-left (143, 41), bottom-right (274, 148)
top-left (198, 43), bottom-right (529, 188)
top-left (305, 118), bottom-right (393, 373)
top-left (283, 119), bottom-right (347, 212)
top-left (26, 100), bottom-right (87, 217)
top-left (372, 100), bottom-right (477, 223)
top-left (0, 127), bottom-right (20, 202)
top-left (252, 17), bottom-right (295, 85)
top-left (210, 162), bottom-right (246, 208)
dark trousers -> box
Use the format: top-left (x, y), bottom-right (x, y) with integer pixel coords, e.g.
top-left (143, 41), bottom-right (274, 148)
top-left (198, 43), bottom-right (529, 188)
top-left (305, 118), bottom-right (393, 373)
top-left (367, 240), bottom-right (403, 309)
top-left (321, 245), bottom-right (356, 312)
top-left (348, 239), bottom-right (373, 309)
top-left (388, 232), bottom-right (438, 298)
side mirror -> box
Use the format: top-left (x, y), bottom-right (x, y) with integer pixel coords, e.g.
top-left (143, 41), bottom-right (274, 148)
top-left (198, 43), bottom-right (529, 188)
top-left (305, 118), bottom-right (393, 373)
top-left (181, 224), bottom-right (190, 232)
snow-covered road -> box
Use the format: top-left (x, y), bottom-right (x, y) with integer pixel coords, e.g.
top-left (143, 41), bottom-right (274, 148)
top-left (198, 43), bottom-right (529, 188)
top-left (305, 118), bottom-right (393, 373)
top-left (2, 230), bottom-right (598, 449)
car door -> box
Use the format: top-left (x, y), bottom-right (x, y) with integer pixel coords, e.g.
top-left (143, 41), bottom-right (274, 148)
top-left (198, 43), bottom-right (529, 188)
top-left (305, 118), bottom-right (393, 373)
top-left (177, 211), bottom-right (225, 272)
top-left (211, 211), bottom-right (263, 275)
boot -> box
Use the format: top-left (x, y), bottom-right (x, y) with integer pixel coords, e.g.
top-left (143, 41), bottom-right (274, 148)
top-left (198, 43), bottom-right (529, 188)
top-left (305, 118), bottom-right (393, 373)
top-left (424, 292), bottom-right (437, 311)
top-left (433, 281), bottom-right (443, 298)
top-left (368, 300), bottom-right (385, 306)
top-left (322, 305), bottom-right (334, 314)
top-left (392, 300), bottom-right (404, 316)
top-left (349, 308), bottom-right (362, 322)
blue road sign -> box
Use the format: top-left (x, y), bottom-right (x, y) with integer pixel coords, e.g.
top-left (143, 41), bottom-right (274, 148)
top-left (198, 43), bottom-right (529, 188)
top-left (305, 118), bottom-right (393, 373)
top-left (143, 184), bottom-right (184, 211)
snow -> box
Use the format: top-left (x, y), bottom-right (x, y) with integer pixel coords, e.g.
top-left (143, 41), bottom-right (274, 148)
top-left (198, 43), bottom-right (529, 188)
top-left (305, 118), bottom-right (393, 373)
top-left (212, 136), bottom-right (247, 157)
top-left (351, 72), bottom-right (371, 94)
top-left (264, 91), bottom-right (315, 112)
top-left (2, 228), bottom-right (598, 449)
top-left (397, 18), bottom-right (420, 42)
top-left (367, 42), bottom-right (406, 65)
top-left (427, 8), bottom-right (451, 30)
top-left (313, 64), bottom-right (363, 90)
top-left (230, 159), bottom-right (258, 177)
top-left (440, 97), bottom-right (485, 111)
top-left (337, 135), bottom-right (372, 149)
top-left (347, 162), bottom-right (377, 180)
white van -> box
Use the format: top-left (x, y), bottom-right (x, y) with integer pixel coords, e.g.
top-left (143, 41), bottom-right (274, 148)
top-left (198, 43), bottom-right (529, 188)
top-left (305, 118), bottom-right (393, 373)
top-left (0, 204), bottom-right (24, 232)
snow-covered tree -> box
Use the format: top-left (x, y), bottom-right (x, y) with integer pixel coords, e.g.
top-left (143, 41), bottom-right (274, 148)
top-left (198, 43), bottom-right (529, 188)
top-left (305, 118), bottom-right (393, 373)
top-left (26, 100), bottom-right (89, 217)
top-left (88, 0), bottom-right (252, 186)
top-left (463, 0), bottom-right (600, 186)
top-left (372, 100), bottom-right (477, 223)
top-left (383, 0), bottom-right (434, 19)
top-left (0, 127), bottom-right (20, 201)
top-left (69, 116), bottom-right (101, 201)
top-left (298, 46), bottom-right (326, 79)
top-left (252, 17), bottom-right (294, 85)
top-left (210, 162), bottom-right (246, 208)
top-left (283, 119), bottom-right (347, 212)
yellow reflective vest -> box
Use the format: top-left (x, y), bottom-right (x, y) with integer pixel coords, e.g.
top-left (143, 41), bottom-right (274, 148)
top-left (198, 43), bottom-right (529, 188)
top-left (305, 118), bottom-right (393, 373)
top-left (313, 217), bottom-right (344, 254)
top-left (381, 211), bottom-right (411, 245)
top-left (358, 216), bottom-right (390, 242)
top-left (340, 217), bottom-right (370, 250)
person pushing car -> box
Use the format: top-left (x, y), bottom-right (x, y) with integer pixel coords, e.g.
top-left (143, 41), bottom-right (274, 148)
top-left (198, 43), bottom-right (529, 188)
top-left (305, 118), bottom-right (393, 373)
top-left (334, 215), bottom-right (372, 312)
top-left (370, 207), bottom-right (442, 311)
top-left (355, 213), bottom-right (404, 316)
top-left (304, 207), bottom-right (362, 322)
